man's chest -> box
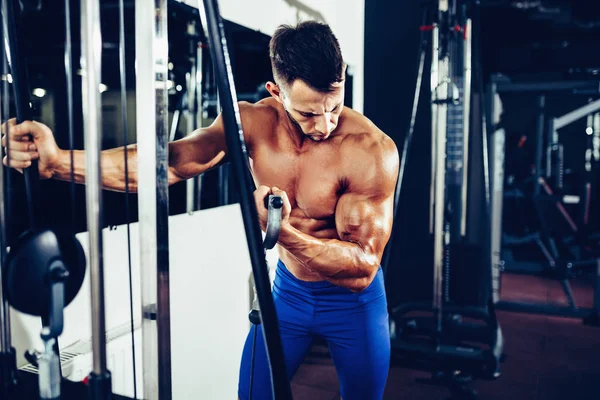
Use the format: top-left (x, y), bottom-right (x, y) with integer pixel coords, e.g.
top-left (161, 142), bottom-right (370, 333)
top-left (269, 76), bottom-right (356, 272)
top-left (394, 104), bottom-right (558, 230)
top-left (249, 143), bottom-right (344, 220)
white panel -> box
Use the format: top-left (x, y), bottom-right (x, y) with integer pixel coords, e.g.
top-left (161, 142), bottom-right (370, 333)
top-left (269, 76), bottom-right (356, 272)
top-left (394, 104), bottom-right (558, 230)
top-left (169, 205), bottom-right (252, 399)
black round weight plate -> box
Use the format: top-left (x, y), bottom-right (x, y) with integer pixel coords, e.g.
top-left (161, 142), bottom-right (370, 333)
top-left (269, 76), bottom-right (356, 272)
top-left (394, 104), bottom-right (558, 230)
top-left (4, 229), bottom-right (86, 316)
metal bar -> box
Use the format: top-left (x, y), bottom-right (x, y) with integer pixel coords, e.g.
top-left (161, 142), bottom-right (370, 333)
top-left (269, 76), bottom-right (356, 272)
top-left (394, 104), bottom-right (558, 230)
top-left (561, 279), bottom-right (577, 308)
top-left (65, 0), bottom-right (77, 235)
top-left (495, 80), bottom-right (600, 94)
top-left (537, 177), bottom-right (578, 232)
top-left (460, 18), bottom-right (472, 237)
top-left (117, 0), bottom-right (138, 397)
top-left (0, 0), bottom-right (10, 355)
top-left (218, 164), bottom-right (230, 205)
top-left (429, 24), bottom-right (439, 234)
top-left (582, 183), bottom-right (591, 225)
top-left (196, 43), bottom-right (205, 130)
top-left (489, 87), bottom-right (504, 304)
top-left (186, 56), bottom-right (197, 212)
top-left (534, 236), bottom-right (556, 267)
top-left (554, 98), bottom-right (600, 131)
top-left (0, 62), bottom-right (8, 355)
top-left (433, 56), bottom-right (448, 315)
top-left (169, 108), bottom-right (181, 142)
top-left (481, 91), bottom-right (491, 210)
top-left (81, 0), bottom-right (108, 376)
top-left (195, 43), bottom-right (205, 210)
top-left (594, 112), bottom-right (600, 162)
top-left (534, 95), bottom-right (545, 195)
top-left (547, 237), bottom-right (560, 261)
top-left (198, 0), bottom-right (292, 398)
top-left (135, 0), bottom-right (172, 398)
top-left (546, 143), bottom-right (563, 189)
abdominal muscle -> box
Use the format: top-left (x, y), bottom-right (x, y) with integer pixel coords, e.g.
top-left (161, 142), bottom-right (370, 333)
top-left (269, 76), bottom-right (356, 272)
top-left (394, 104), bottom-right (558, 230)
top-left (276, 211), bottom-right (338, 282)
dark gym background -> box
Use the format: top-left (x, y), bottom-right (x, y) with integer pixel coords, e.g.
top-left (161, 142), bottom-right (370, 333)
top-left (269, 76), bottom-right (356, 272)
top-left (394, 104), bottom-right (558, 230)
top-left (364, 0), bottom-right (600, 307)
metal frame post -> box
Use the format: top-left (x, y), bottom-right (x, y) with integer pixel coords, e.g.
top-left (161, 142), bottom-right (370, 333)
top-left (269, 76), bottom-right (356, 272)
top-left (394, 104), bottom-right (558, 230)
top-left (460, 18), bottom-right (472, 237)
top-left (198, 0), bottom-right (292, 397)
top-left (135, 0), bottom-right (172, 399)
top-left (432, 0), bottom-right (449, 333)
top-left (488, 82), bottom-right (504, 304)
top-left (429, 24), bottom-right (439, 234)
top-left (81, 0), bottom-right (112, 396)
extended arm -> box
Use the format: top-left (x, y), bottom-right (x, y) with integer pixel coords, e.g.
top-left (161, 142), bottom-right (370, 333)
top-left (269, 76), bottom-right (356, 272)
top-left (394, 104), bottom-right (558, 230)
top-left (52, 115), bottom-right (227, 192)
top-left (277, 134), bottom-right (399, 291)
top-left (3, 102), bottom-right (263, 192)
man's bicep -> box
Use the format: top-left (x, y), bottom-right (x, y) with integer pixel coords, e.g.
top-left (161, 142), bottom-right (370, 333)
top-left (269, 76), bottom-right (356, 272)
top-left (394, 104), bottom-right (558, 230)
top-left (335, 193), bottom-right (394, 260)
top-left (336, 133), bottom-right (399, 255)
top-left (167, 102), bottom-right (258, 183)
top-left (167, 116), bottom-right (227, 182)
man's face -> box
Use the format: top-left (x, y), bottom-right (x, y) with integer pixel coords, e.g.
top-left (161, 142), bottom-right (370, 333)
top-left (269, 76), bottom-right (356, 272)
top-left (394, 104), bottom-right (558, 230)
top-left (279, 79), bottom-right (345, 142)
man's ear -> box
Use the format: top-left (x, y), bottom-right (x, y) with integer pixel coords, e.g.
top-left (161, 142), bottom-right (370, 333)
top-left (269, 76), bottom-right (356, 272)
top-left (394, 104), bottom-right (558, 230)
top-left (266, 81), bottom-right (284, 103)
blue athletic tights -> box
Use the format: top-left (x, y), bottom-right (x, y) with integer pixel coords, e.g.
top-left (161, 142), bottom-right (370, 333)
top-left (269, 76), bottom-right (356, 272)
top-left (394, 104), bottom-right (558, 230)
top-left (238, 260), bottom-right (390, 400)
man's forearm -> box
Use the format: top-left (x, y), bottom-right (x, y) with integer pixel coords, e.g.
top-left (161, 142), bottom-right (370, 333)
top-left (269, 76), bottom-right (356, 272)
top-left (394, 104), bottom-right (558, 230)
top-left (52, 146), bottom-right (138, 192)
top-left (278, 223), bottom-right (379, 287)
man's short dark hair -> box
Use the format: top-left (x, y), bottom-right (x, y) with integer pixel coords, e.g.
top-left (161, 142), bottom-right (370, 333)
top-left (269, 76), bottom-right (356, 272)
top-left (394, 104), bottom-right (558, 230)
top-left (269, 21), bottom-right (344, 93)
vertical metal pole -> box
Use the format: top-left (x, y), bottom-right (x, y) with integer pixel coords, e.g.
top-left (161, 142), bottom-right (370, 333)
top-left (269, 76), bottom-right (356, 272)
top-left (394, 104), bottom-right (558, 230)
top-left (0, 27), bottom-right (17, 386)
top-left (432, 0), bottom-right (448, 325)
top-left (0, 60), bottom-right (9, 357)
top-left (433, 62), bottom-right (447, 316)
top-left (547, 116), bottom-right (557, 178)
top-left (534, 95), bottom-right (545, 195)
top-left (586, 112), bottom-right (594, 173)
top-left (81, 0), bottom-right (106, 375)
top-left (198, 0), bottom-right (292, 398)
top-left (186, 35), bottom-right (198, 212)
top-left (460, 18), bottom-right (472, 237)
top-left (81, 0), bottom-right (112, 397)
top-left (0, 37), bottom-right (15, 387)
top-left (594, 112), bottom-right (600, 162)
top-left (489, 85), bottom-right (504, 304)
top-left (195, 44), bottom-right (205, 132)
top-left (0, 0), bottom-right (11, 360)
top-left (216, 87), bottom-right (230, 206)
top-left (429, 24), bottom-right (439, 234)
top-left (136, 0), bottom-right (172, 399)
top-left (480, 94), bottom-right (491, 210)
top-left (195, 43), bottom-right (205, 210)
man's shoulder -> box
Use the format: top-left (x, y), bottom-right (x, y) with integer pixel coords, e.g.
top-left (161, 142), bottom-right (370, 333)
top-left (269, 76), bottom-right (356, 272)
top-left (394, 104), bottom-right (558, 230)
top-left (338, 108), bottom-right (397, 159)
top-left (336, 108), bottom-right (399, 193)
top-left (239, 98), bottom-right (280, 122)
top-left (237, 98), bottom-right (281, 143)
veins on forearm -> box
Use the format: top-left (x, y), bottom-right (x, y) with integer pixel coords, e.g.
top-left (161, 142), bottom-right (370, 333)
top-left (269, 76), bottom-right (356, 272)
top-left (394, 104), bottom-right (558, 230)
top-left (278, 224), bottom-right (375, 280)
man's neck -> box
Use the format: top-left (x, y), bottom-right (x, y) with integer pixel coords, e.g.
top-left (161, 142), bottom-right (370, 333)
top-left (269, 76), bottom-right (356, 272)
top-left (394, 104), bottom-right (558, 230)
top-left (281, 107), bottom-right (307, 150)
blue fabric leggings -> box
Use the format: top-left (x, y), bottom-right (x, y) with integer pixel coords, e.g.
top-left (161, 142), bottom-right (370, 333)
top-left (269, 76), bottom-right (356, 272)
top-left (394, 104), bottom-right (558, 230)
top-left (238, 260), bottom-right (390, 400)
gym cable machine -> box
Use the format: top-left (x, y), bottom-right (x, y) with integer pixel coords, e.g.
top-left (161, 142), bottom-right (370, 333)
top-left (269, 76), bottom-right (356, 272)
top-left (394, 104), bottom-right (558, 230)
top-left (0, 0), bottom-right (291, 399)
top-left (384, 1), bottom-right (504, 398)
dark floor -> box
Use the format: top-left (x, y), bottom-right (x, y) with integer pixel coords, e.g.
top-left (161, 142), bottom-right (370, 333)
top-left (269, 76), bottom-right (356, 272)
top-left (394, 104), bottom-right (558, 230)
top-left (290, 272), bottom-right (600, 400)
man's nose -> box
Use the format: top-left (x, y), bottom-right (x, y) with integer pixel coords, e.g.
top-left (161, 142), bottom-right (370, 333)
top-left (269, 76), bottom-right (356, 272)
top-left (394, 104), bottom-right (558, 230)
top-left (314, 114), bottom-right (335, 134)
